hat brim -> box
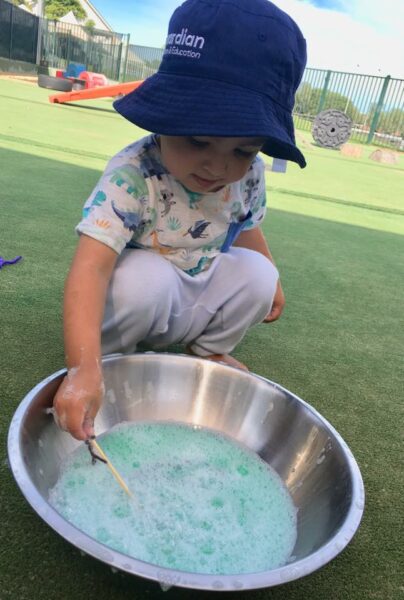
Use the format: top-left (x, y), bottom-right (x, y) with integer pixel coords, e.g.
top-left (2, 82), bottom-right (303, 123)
top-left (114, 73), bottom-right (306, 168)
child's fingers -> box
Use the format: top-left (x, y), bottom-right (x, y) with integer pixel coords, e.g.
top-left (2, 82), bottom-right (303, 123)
top-left (263, 306), bottom-right (281, 322)
top-left (82, 400), bottom-right (101, 438)
top-left (54, 389), bottom-right (86, 439)
top-left (62, 407), bottom-right (89, 440)
top-left (83, 416), bottom-right (95, 439)
top-left (53, 370), bottom-right (104, 439)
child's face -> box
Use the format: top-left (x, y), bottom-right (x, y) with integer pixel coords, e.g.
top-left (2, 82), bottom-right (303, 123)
top-left (158, 135), bottom-right (265, 193)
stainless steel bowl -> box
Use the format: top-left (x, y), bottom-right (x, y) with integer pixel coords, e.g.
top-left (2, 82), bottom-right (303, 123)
top-left (8, 353), bottom-right (364, 591)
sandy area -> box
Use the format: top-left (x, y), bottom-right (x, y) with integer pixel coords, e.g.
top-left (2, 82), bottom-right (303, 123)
top-left (0, 72), bottom-right (37, 84)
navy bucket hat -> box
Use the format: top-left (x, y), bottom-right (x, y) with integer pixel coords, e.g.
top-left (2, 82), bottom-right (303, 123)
top-left (114, 0), bottom-right (307, 167)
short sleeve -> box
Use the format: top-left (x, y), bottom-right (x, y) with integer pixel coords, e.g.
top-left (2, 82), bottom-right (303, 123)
top-left (76, 163), bottom-right (149, 254)
top-left (240, 157), bottom-right (267, 231)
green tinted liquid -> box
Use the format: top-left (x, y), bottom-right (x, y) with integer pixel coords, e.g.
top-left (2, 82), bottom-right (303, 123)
top-left (49, 422), bottom-right (297, 574)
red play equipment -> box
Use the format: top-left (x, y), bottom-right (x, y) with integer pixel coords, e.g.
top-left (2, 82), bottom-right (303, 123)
top-left (48, 80), bottom-right (143, 104)
top-left (77, 71), bottom-right (108, 89)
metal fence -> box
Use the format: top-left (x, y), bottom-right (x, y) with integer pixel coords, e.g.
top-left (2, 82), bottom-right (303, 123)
top-left (294, 68), bottom-right (404, 149)
top-left (0, 0), bottom-right (128, 81)
top-left (0, 0), bottom-right (38, 63)
top-left (120, 58), bottom-right (404, 150)
top-left (123, 44), bottom-right (163, 82)
top-left (39, 20), bottom-right (129, 81)
top-left (1, 0), bottom-right (403, 150)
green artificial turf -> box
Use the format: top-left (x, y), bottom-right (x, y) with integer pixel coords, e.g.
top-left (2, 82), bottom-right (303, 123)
top-left (1, 79), bottom-right (403, 600)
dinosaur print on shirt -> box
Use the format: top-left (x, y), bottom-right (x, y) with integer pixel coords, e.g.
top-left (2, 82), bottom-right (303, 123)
top-left (77, 134), bottom-right (267, 275)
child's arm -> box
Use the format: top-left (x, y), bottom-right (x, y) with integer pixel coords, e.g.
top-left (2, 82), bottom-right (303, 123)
top-left (53, 235), bottom-right (118, 440)
top-left (233, 227), bottom-right (285, 322)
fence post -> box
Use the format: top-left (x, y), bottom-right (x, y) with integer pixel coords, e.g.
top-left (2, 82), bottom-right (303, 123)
top-left (35, 0), bottom-right (44, 64)
top-left (9, 4), bottom-right (14, 59)
top-left (119, 34), bottom-right (130, 82)
top-left (67, 30), bottom-right (72, 65)
top-left (366, 75), bottom-right (391, 144)
top-left (317, 70), bottom-right (331, 113)
top-left (87, 33), bottom-right (92, 70)
top-left (116, 41), bottom-right (122, 81)
top-left (36, 17), bottom-right (41, 64)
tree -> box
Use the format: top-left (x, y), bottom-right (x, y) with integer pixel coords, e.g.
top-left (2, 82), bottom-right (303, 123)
top-left (145, 59), bottom-right (162, 69)
top-left (295, 82), bottom-right (363, 123)
top-left (294, 82), bottom-right (316, 115)
top-left (11, 0), bottom-right (33, 7)
top-left (45, 0), bottom-right (87, 20)
top-left (377, 108), bottom-right (404, 136)
top-left (84, 19), bottom-right (96, 34)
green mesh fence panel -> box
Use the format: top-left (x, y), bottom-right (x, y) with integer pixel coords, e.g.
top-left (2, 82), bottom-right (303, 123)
top-left (0, 0), bottom-right (38, 63)
top-left (0, 0), bottom-right (402, 151)
top-left (40, 20), bottom-right (129, 81)
top-left (123, 44), bottom-right (164, 81)
top-left (294, 68), bottom-right (404, 150)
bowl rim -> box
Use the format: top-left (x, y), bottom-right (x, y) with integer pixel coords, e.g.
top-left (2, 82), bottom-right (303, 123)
top-left (7, 352), bottom-right (365, 591)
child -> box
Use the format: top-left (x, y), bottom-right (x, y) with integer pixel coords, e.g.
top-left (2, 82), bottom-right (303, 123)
top-left (53, 0), bottom-right (307, 440)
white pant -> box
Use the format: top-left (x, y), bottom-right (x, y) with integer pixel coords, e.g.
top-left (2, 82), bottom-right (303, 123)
top-left (101, 247), bottom-right (279, 357)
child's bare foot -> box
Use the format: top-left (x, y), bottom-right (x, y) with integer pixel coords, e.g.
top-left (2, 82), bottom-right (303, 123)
top-left (204, 353), bottom-right (249, 371)
top-left (186, 348), bottom-right (248, 371)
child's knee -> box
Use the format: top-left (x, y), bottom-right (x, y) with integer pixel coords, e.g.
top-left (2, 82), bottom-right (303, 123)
top-left (233, 248), bottom-right (279, 305)
top-left (108, 251), bottom-right (178, 314)
top-left (102, 253), bottom-right (179, 352)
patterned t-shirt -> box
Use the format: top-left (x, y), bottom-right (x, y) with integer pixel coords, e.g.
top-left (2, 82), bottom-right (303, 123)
top-left (76, 134), bottom-right (267, 275)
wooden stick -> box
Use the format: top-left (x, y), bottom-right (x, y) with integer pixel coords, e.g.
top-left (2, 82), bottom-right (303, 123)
top-left (90, 439), bottom-right (134, 499)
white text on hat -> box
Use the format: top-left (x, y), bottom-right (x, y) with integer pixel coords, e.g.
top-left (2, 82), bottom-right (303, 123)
top-left (166, 28), bottom-right (205, 50)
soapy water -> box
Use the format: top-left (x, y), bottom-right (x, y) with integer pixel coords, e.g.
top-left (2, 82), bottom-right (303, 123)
top-left (49, 421), bottom-right (297, 575)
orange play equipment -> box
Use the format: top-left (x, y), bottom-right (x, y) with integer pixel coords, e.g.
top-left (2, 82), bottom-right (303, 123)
top-left (48, 80), bottom-right (143, 104)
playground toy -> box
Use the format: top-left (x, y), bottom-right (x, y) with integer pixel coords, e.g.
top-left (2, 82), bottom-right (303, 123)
top-left (77, 71), bottom-right (108, 89)
top-left (0, 255), bottom-right (22, 269)
top-left (54, 63), bottom-right (109, 92)
top-left (63, 62), bottom-right (86, 79)
top-left (312, 109), bottom-right (353, 148)
top-left (49, 80), bottom-right (143, 104)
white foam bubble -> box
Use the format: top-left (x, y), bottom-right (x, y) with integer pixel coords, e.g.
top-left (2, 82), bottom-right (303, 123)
top-left (49, 421), bottom-right (297, 575)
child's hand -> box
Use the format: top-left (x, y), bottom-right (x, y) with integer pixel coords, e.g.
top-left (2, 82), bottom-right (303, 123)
top-left (53, 366), bottom-right (104, 440)
top-left (263, 280), bottom-right (285, 323)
